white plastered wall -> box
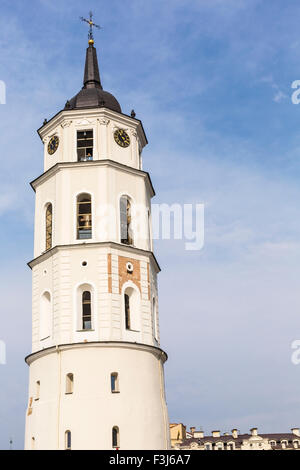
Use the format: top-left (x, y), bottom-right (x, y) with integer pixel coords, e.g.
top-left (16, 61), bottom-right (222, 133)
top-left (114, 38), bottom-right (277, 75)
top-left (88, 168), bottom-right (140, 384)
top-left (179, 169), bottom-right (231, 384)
top-left (25, 343), bottom-right (170, 450)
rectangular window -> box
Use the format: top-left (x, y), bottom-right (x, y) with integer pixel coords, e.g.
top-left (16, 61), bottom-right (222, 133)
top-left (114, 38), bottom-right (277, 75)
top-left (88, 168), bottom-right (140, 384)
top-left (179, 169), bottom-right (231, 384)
top-left (77, 130), bottom-right (93, 161)
top-left (111, 373), bottom-right (119, 393)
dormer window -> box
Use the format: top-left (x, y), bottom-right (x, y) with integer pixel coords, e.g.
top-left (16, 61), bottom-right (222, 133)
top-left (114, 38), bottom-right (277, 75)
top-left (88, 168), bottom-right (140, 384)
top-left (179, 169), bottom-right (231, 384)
top-left (77, 130), bottom-right (93, 161)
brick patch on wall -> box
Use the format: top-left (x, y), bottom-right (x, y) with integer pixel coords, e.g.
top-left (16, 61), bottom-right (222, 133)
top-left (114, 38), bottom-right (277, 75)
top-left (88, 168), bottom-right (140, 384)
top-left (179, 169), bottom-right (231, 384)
top-left (118, 256), bottom-right (141, 293)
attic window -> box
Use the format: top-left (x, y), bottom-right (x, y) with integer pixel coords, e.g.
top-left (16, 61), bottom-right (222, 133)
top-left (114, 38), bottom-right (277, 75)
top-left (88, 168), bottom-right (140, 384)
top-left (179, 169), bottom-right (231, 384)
top-left (77, 130), bottom-right (93, 161)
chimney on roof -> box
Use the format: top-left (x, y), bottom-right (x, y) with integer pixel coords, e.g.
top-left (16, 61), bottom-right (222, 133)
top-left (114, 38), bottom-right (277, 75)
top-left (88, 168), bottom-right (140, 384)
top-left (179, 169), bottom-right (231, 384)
top-left (212, 430), bottom-right (220, 438)
top-left (291, 428), bottom-right (300, 437)
top-left (194, 430), bottom-right (204, 439)
top-left (190, 427), bottom-right (195, 435)
top-left (250, 428), bottom-right (258, 436)
top-left (231, 429), bottom-right (238, 438)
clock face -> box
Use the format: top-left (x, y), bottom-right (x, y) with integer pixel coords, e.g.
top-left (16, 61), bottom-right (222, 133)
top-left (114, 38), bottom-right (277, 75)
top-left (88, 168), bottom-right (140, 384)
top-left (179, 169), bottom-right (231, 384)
top-left (47, 135), bottom-right (59, 155)
top-left (114, 129), bottom-right (130, 148)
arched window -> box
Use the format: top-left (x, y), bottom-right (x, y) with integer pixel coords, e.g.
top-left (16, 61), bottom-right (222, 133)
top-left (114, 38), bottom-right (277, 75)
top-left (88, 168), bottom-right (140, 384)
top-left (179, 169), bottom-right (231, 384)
top-left (82, 291), bottom-right (92, 330)
top-left (45, 203), bottom-right (52, 250)
top-left (111, 373), bottom-right (119, 393)
top-left (31, 437), bottom-right (35, 450)
top-left (35, 381), bottom-right (40, 401)
top-left (148, 209), bottom-right (152, 250)
top-left (65, 431), bottom-right (71, 450)
top-left (152, 297), bottom-right (158, 340)
top-left (66, 374), bottom-right (74, 394)
top-left (124, 286), bottom-right (140, 332)
top-left (120, 196), bottom-right (133, 245)
top-left (77, 194), bottom-right (92, 239)
top-left (124, 293), bottom-right (130, 330)
top-left (40, 292), bottom-right (51, 341)
top-left (112, 426), bottom-right (120, 448)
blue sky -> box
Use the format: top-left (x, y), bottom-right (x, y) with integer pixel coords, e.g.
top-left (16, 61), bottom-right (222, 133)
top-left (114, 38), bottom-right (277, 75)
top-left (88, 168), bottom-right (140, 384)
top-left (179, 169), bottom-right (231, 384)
top-left (1, 0), bottom-right (300, 449)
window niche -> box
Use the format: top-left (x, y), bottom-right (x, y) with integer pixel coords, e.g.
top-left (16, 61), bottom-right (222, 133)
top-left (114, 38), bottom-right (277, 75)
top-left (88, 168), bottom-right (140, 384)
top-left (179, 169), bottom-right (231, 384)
top-left (76, 284), bottom-right (94, 332)
top-left (123, 286), bottom-right (140, 332)
top-left (40, 291), bottom-right (52, 341)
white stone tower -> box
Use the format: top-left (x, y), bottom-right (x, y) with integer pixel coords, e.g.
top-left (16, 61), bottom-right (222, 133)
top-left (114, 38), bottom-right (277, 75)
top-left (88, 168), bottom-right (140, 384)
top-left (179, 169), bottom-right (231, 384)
top-left (24, 31), bottom-right (170, 450)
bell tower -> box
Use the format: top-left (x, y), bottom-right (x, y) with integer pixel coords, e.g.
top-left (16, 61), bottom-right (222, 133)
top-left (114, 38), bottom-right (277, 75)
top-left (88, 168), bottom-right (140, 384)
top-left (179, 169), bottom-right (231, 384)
top-left (24, 26), bottom-right (170, 450)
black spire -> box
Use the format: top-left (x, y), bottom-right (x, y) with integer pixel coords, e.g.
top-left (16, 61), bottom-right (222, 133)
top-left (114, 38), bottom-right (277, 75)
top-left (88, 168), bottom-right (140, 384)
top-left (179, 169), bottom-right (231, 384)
top-left (65, 43), bottom-right (121, 113)
top-left (83, 44), bottom-right (102, 89)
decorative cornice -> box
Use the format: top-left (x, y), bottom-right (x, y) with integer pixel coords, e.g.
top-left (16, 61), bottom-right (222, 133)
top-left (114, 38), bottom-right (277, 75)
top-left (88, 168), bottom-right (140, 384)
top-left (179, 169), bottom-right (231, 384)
top-left (61, 120), bottom-right (72, 128)
top-left (38, 108), bottom-right (148, 147)
top-left (29, 159), bottom-right (155, 197)
top-left (27, 240), bottom-right (161, 273)
top-left (25, 340), bottom-right (168, 366)
top-left (98, 118), bottom-right (110, 126)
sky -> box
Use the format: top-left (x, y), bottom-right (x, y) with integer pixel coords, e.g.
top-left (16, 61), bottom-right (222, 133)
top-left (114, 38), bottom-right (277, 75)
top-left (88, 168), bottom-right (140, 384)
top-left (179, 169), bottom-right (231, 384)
top-left (1, 0), bottom-right (300, 449)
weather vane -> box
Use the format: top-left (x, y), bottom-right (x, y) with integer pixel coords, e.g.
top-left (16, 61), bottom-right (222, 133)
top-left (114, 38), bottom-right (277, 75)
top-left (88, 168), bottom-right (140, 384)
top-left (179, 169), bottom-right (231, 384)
top-left (80, 11), bottom-right (101, 45)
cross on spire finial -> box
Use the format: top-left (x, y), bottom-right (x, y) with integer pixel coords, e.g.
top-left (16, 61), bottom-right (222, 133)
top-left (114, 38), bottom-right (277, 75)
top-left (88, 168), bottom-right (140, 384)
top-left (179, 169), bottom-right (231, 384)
top-left (80, 11), bottom-right (101, 46)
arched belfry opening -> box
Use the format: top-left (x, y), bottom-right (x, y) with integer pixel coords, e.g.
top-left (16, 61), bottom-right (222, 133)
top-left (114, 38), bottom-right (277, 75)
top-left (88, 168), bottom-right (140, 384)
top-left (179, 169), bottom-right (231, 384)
top-left (77, 193), bottom-right (92, 240)
top-left (45, 203), bottom-right (52, 251)
top-left (120, 196), bottom-right (134, 246)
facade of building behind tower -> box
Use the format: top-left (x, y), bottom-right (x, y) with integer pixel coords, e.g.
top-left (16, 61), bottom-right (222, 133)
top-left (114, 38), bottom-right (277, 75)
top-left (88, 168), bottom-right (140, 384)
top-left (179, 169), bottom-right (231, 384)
top-left (24, 32), bottom-right (170, 450)
top-left (171, 425), bottom-right (300, 450)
